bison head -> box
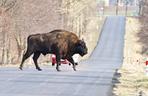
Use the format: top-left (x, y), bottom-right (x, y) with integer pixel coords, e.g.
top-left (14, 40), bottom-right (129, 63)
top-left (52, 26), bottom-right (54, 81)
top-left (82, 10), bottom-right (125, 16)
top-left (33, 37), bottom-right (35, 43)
top-left (75, 40), bottom-right (88, 56)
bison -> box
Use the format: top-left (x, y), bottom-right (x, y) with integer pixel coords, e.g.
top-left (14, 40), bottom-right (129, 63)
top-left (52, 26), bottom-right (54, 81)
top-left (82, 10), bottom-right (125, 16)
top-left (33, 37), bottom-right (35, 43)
top-left (19, 29), bottom-right (88, 71)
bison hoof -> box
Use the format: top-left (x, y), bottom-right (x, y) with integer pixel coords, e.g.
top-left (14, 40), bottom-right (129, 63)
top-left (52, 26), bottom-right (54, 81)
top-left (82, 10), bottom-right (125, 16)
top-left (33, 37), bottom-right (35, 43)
top-left (19, 67), bottom-right (23, 70)
top-left (75, 63), bottom-right (78, 66)
top-left (37, 68), bottom-right (42, 71)
top-left (52, 63), bottom-right (55, 66)
top-left (73, 68), bottom-right (77, 71)
top-left (56, 67), bottom-right (61, 72)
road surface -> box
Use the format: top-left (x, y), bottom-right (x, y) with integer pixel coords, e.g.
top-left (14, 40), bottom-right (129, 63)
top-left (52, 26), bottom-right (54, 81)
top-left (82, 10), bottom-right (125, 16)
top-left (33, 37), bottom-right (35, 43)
top-left (0, 16), bottom-right (125, 96)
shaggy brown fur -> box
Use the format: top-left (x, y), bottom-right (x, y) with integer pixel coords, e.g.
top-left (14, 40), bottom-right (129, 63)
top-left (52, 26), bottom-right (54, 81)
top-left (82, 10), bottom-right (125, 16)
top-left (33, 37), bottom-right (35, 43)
top-left (19, 29), bottom-right (88, 71)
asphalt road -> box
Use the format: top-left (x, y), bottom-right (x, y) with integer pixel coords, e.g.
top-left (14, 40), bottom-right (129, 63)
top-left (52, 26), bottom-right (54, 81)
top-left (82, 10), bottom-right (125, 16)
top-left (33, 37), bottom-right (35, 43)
top-left (0, 16), bottom-right (125, 96)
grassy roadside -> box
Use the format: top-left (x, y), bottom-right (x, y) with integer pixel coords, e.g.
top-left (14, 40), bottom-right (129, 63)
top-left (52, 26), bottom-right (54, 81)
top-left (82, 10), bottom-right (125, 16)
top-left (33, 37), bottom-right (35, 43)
top-left (112, 17), bottom-right (148, 96)
top-left (81, 17), bottom-right (106, 60)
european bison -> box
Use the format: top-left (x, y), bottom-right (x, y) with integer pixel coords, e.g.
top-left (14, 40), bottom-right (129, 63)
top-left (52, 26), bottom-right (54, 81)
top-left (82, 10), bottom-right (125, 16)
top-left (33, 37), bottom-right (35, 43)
top-left (19, 29), bottom-right (88, 71)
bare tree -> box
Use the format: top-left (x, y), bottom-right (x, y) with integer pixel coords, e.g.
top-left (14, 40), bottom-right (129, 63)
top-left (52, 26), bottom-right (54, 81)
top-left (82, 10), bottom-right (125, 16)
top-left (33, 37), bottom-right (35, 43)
top-left (0, 0), bottom-right (17, 64)
top-left (14, 30), bottom-right (25, 62)
top-left (116, 0), bottom-right (119, 15)
top-left (138, 0), bottom-right (148, 55)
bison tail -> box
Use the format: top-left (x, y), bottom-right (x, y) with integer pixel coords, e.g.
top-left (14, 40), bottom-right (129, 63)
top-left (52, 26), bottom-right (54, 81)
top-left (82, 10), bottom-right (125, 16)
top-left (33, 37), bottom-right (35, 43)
top-left (27, 35), bottom-right (32, 44)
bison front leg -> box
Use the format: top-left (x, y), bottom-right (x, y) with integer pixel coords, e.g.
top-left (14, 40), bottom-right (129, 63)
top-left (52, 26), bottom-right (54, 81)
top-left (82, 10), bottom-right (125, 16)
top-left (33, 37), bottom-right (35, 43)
top-left (68, 57), bottom-right (76, 71)
top-left (33, 52), bottom-right (42, 71)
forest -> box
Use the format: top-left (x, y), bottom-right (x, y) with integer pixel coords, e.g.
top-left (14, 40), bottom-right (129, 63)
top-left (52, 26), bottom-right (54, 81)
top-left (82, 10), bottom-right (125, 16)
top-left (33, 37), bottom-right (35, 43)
top-left (0, 0), bottom-right (100, 65)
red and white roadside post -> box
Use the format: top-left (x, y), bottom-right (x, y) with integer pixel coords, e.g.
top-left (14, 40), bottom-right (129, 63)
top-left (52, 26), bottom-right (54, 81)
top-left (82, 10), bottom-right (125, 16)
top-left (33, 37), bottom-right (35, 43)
top-left (145, 59), bottom-right (148, 76)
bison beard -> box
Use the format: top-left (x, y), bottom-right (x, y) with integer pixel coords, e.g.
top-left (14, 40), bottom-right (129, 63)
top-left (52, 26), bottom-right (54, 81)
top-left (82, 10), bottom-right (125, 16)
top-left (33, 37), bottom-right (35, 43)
top-left (19, 29), bottom-right (88, 71)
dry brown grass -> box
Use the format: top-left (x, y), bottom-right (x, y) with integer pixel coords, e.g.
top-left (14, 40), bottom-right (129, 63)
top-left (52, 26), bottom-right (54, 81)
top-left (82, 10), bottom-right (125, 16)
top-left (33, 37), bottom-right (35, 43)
top-left (113, 17), bottom-right (148, 96)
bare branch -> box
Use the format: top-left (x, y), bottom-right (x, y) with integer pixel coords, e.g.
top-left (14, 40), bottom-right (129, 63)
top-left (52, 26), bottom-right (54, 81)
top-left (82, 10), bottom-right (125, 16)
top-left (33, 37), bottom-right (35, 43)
top-left (4, 0), bottom-right (16, 12)
top-left (1, 0), bottom-right (7, 7)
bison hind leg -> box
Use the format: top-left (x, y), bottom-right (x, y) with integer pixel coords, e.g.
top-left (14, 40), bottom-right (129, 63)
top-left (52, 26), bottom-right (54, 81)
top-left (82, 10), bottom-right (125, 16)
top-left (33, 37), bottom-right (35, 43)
top-left (19, 50), bottom-right (33, 70)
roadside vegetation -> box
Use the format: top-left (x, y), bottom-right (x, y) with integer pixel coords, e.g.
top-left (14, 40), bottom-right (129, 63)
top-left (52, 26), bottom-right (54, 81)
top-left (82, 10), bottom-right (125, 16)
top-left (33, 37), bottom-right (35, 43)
top-left (113, 1), bottom-right (148, 95)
